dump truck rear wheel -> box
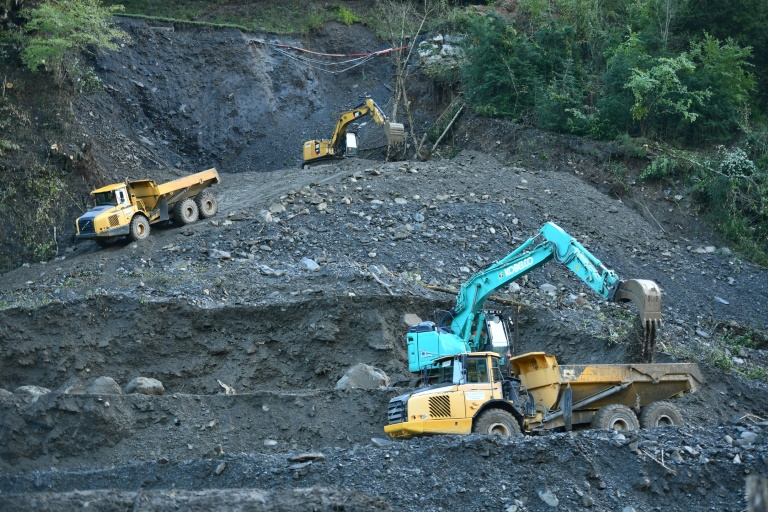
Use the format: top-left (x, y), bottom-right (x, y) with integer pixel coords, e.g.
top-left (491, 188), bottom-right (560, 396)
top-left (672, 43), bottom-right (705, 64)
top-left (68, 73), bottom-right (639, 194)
top-left (129, 215), bottom-right (150, 241)
top-left (195, 192), bottom-right (218, 219)
top-left (591, 404), bottom-right (639, 431)
top-left (640, 401), bottom-right (684, 428)
top-left (174, 198), bottom-right (199, 225)
top-left (473, 409), bottom-right (520, 436)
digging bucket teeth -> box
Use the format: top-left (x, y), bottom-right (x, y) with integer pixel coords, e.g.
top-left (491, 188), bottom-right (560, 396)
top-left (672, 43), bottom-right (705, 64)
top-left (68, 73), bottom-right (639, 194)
top-left (613, 279), bottom-right (662, 362)
top-left (613, 279), bottom-right (662, 329)
top-left (385, 122), bottom-right (405, 144)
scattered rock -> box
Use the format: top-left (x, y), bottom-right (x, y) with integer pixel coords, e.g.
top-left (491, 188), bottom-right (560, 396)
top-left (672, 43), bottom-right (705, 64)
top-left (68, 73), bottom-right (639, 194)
top-left (335, 363), bottom-right (390, 390)
top-left (15, 385), bottom-right (51, 402)
top-left (124, 377), bottom-right (165, 395)
top-left (86, 377), bottom-right (121, 395)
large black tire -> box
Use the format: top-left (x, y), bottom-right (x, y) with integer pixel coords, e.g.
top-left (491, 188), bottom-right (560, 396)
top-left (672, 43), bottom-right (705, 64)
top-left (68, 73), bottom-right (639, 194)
top-left (173, 198), bottom-right (199, 225)
top-left (129, 215), bottom-right (150, 242)
top-left (95, 236), bottom-right (119, 247)
top-left (591, 404), bottom-right (640, 431)
top-left (195, 192), bottom-right (218, 219)
top-left (472, 409), bottom-right (521, 436)
top-left (640, 401), bottom-right (684, 428)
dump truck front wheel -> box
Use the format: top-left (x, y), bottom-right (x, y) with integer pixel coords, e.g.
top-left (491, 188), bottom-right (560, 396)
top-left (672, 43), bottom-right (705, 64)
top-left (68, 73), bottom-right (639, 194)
top-left (174, 198), bottom-right (199, 225)
top-left (473, 409), bottom-right (521, 436)
top-left (195, 192), bottom-right (218, 219)
top-left (95, 236), bottom-right (119, 247)
top-left (640, 401), bottom-right (684, 428)
top-left (591, 404), bottom-right (639, 431)
top-left (130, 215), bottom-right (150, 241)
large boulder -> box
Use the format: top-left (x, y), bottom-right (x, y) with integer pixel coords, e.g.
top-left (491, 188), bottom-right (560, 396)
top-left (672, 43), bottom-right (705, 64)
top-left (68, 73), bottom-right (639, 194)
top-left (14, 385), bottom-right (50, 403)
top-left (335, 363), bottom-right (390, 390)
top-left (86, 376), bottom-right (122, 395)
top-left (124, 377), bottom-right (165, 395)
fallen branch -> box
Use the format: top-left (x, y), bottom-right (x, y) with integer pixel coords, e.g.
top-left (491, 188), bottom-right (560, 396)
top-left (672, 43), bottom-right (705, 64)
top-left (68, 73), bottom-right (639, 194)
top-left (640, 449), bottom-right (676, 475)
top-left (430, 105), bottom-right (464, 154)
top-left (370, 269), bottom-right (394, 296)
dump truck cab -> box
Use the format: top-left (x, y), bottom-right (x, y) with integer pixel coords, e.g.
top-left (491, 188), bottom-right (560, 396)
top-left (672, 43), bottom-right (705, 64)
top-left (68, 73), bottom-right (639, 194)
top-left (76, 183), bottom-right (136, 242)
top-left (385, 352), bottom-right (520, 437)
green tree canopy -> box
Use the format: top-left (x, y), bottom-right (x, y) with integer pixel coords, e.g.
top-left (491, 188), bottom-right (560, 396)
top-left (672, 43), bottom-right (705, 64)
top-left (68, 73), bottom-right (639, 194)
top-left (21, 0), bottom-right (127, 84)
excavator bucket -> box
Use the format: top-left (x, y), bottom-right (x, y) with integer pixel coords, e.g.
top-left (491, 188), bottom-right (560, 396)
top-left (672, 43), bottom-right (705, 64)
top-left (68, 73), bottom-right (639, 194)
top-left (385, 122), bottom-right (405, 144)
top-left (613, 279), bottom-right (662, 363)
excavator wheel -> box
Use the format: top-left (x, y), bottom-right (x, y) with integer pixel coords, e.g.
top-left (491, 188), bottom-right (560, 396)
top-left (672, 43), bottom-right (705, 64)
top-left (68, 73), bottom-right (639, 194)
top-left (591, 404), bottom-right (639, 431)
top-left (639, 401), bottom-right (684, 428)
top-left (195, 192), bottom-right (218, 219)
top-left (472, 409), bottom-right (521, 436)
top-left (173, 198), bottom-right (199, 225)
top-left (129, 215), bottom-right (150, 242)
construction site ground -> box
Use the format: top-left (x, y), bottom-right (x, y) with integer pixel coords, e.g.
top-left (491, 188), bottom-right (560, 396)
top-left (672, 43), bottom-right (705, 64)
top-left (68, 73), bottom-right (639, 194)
top-left (2, 17), bottom-right (768, 512)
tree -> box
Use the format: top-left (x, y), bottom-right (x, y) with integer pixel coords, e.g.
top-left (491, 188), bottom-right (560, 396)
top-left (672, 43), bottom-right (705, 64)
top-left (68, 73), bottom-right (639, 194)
top-left (625, 53), bottom-right (710, 138)
top-left (21, 0), bottom-right (127, 85)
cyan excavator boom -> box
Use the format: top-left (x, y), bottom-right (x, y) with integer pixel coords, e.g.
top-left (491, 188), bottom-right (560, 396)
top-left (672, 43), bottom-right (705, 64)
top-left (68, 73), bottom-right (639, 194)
top-left (406, 222), bottom-right (662, 372)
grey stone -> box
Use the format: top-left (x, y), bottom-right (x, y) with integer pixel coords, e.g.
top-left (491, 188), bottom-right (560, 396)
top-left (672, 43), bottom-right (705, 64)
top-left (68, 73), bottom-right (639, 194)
top-left (402, 313), bottom-right (422, 327)
top-left (301, 258), bottom-right (319, 271)
top-left (538, 487), bottom-right (559, 507)
top-left (86, 376), bottom-right (122, 395)
top-left (124, 377), bottom-right (165, 395)
top-left (15, 385), bottom-right (51, 402)
top-left (335, 363), bottom-right (390, 390)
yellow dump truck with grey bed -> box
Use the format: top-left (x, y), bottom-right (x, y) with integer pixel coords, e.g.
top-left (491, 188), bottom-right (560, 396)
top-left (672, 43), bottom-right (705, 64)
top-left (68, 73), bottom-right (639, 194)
top-left (385, 351), bottom-right (703, 437)
top-left (75, 168), bottom-right (220, 246)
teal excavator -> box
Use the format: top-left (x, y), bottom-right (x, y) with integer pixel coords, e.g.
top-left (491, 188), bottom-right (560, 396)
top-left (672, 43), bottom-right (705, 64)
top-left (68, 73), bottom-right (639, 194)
top-left (406, 222), bottom-right (662, 372)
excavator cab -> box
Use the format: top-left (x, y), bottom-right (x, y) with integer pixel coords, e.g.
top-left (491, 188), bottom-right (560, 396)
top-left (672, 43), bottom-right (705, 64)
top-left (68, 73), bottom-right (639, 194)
top-left (344, 132), bottom-right (358, 157)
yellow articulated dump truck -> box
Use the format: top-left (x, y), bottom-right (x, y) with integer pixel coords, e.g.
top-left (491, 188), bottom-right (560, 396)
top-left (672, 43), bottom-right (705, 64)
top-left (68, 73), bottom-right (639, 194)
top-left (384, 351), bottom-right (703, 437)
top-left (75, 168), bottom-right (220, 246)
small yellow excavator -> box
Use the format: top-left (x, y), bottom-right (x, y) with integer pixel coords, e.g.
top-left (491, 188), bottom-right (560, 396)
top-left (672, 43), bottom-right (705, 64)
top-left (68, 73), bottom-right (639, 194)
top-left (302, 98), bottom-right (405, 165)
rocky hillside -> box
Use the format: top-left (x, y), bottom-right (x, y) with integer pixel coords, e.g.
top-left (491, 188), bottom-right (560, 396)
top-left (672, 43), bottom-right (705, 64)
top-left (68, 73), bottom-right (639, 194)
top-left (2, 16), bottom-right (768, 512)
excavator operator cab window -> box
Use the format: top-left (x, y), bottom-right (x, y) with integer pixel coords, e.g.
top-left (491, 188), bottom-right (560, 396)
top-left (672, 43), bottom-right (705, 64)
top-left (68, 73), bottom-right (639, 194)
top-left (345, 132), bottom-right (358, 157)
top-left (465, 357), bottom-right (489, 384)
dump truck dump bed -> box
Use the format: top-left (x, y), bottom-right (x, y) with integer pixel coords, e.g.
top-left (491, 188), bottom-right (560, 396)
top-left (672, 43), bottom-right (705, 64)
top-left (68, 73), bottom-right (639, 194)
top-left (511, 352), bottom-right (704, 416)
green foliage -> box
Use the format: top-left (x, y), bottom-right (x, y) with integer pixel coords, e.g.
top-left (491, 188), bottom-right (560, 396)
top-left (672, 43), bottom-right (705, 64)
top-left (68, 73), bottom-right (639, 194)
top-left (22, 0), bottom-right (128, 85)
top-left (638, 156), bottom-right (683, 182)
top-left (335, 6), bottom-right (360, 26)
top-left (626, 53), bottom-right (710, 137)
top-left (683, 34), bottom-right (755, 143)
top-left (692, 146), bottom-right (768, 265)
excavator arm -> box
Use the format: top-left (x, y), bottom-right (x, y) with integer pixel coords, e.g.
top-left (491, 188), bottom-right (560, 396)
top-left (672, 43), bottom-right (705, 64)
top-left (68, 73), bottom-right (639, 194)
top-left (405, 222), bottom-right (661, 372)
top-left (303, 98), bottom-right (405, 164)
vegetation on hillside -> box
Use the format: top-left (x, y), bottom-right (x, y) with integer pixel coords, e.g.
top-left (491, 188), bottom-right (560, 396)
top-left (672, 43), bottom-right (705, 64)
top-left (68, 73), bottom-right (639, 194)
top-left (1, 0), bottom-right (767, 268)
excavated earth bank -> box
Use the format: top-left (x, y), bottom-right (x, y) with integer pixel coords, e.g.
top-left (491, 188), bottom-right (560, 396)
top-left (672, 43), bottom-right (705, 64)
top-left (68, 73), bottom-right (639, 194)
top-left (1, 16), bottom-right (768, 512)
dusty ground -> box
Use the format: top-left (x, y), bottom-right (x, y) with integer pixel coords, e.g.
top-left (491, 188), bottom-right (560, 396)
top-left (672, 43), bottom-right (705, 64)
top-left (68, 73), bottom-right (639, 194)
top-left (2, 16), bottom-right (768, 512)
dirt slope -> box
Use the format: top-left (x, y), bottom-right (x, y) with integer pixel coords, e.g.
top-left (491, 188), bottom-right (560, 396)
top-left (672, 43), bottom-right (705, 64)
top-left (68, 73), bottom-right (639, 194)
top-left (1, 16), bottom-right (768, 512)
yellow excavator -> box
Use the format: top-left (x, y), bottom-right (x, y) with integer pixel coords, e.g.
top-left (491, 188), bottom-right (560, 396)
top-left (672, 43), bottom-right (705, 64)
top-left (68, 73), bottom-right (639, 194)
top-left (302, 98), bottom-right (405, 165)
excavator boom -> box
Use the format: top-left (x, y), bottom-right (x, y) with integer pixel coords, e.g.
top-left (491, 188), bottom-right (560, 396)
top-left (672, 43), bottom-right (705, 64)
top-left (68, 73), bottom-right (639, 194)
top-left (405, 222), bottom-right (662, 372)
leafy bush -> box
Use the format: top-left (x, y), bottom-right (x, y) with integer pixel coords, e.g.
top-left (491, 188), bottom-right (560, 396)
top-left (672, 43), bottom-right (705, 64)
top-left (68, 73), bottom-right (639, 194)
top-left (21, 0), bottom-right (128, 85)
top-left (693, 146), bottom-right (768, 264)
top-left (335, 6), bottom-right (360, 26)
top-left (638, 156), bottom-right (682, 182)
